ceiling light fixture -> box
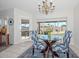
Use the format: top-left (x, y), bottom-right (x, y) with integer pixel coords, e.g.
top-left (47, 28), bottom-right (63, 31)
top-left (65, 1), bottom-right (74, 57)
top-left (38, 0), bottom-right (55, 15)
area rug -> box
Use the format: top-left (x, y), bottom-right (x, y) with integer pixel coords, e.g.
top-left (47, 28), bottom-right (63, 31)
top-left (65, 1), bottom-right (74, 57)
top-left (18, 47), bottom-right (79, 58)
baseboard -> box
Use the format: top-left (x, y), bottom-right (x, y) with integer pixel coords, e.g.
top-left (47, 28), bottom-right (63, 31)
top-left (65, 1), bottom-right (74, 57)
top-left (70, 44), bottom-right (79, 57)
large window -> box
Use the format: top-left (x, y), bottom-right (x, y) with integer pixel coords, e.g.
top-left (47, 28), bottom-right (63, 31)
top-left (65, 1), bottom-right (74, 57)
top-left (38, 21), bottom-right (67, 40)
top-left (21, 19), bottom-right (29, 39)
top-left (38, 21), bottom-right (67, 34)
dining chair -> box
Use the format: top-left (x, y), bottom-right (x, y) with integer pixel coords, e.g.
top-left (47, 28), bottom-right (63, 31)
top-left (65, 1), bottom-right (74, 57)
top-left (53, 31), bottom-right (72, 58)
top-left (31, 31), bottom-right (45, 56)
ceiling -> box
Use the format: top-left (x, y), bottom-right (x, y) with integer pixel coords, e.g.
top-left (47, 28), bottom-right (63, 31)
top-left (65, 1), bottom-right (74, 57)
top-left (0, 0), bottom-right (79, 15)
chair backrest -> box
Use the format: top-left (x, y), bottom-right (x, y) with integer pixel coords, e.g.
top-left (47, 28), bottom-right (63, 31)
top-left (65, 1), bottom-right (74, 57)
top-left (31, 31), bottom-right (37, 45)
top-left (31, 31), bottom-right (38, 45)
top-left (63, 31), bottom-right (68, 43)
top-left (63, 31), bottom-right (72, 48)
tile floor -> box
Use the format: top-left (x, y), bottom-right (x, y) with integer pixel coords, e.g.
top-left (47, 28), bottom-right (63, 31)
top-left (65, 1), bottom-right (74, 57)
top-left (0, 41), bottom-right (32, 58)
top-left (18, 46), bottom-right (79, 58)
top-left (0, 41), bottom-right (79, 58)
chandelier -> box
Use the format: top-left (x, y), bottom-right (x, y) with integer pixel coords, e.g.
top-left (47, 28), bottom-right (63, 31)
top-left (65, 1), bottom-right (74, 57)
top-left (38, 0), bottom-right (55, 15)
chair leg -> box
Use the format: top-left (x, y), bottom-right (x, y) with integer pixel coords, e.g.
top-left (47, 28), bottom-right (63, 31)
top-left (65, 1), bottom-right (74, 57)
top-left (43, 52), bottom-right (46, 58)
top-left (67, 48), bottom-right (69, 58)
top-left (67, 52), bottom-right (69, 58)
top-left (32, 46), bottom-right (34, 55)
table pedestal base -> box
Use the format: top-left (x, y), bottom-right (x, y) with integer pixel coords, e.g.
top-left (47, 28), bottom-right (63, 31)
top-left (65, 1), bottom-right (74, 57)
top-left (41, 40), bottom-right (59, 58)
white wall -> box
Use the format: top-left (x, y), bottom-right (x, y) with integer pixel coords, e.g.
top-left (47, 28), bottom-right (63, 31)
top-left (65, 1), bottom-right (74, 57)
top-left (0, 8), bottom-right (75, 45)
top-left (0, 8), bottom-right (14, 29)
top-left (35, 10), bottom-right (73, 30)
top-left (0, 8), bottom-right (14, 17)
top-left (0, 8), bottom-right (34, 44)
top-left (14, 8), bottom-right (33, 44)
top-left (74, 4), bottom-right (79, 49)
top-left (0, 8), bottom-right (14, 44)
top-left (34, 10), bottom-right (74, 45)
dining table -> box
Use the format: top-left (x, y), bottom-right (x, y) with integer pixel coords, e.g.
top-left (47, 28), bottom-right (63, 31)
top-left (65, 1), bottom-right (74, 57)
top-left (38, 34), bottom-right (62, 58)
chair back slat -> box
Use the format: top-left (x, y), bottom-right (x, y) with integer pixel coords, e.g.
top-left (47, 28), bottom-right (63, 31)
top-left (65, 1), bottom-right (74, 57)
top-left (64, 31), bottom-right (72, 48)
top-left (63, 31), bottom-right (68, 43)
top-left (31, 31), bottom-right (39, 45)
top-left (31, 31), bottom-right (37, 45)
